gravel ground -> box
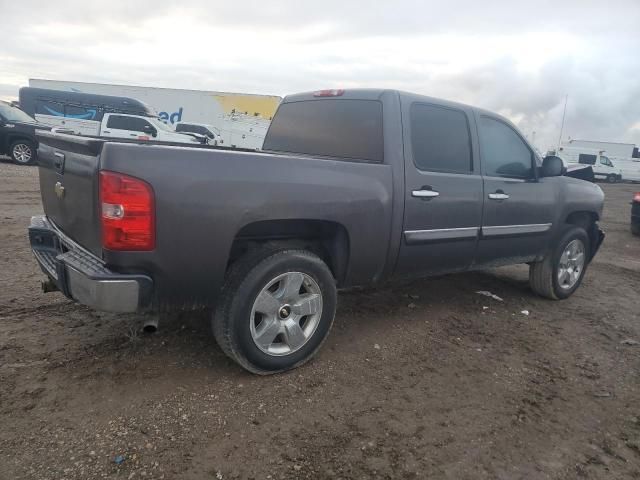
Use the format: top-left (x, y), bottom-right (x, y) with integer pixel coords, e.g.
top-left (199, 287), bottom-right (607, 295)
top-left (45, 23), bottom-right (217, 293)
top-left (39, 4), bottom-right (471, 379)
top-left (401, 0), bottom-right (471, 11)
top-left (0, 158), bottom-right (639, 480)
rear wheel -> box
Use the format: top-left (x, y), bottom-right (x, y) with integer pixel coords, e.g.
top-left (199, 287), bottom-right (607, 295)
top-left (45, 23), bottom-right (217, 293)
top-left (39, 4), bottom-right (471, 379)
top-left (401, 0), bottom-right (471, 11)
top-left (10, 139), bottom-right (36, 165)
top-left (530, 226), bottom-right (590, 300)
top-left (213, 248), bottom-right (337, 374)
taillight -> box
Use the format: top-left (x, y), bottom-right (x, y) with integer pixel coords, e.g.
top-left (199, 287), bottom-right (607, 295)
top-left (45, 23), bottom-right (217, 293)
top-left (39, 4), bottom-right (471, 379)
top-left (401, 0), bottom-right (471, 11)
top-left (634, 192), bottom-right (640, 203)
top-left (100, 171), bottom-right (155, 251)
top-left (313, 89), bottom-right (345, 97)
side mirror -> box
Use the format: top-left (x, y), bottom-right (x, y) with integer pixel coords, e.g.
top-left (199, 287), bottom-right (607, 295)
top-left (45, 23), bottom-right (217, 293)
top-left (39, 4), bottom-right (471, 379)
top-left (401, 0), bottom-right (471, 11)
top-left (541, 156), bottom-right (566, 177)
top-left (143, 124), bottom-right (157, 137)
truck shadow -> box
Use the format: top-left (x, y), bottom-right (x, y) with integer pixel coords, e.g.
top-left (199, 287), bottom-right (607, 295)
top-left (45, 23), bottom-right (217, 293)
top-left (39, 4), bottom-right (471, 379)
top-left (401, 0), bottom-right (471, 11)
top-left (43, 265), bottom-right (535, 379)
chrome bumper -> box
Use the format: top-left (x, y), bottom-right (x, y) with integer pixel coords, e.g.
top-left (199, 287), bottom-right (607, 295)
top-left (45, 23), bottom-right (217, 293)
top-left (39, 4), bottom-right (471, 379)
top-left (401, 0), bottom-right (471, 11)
top-left (28, 215), bottom-right (152, 313)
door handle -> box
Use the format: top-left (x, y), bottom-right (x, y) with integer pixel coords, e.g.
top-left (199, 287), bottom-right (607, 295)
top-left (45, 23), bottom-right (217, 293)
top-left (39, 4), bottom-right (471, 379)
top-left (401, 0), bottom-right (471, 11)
top-left (488, 192), bottom-right (509, 200)
top-left (412, 189), bottom-right (440, 198)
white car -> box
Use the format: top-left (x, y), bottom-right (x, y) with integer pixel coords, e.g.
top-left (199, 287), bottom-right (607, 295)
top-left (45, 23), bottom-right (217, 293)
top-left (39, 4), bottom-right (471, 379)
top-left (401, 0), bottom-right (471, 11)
top-left (175, 122), bottom-right (223, 145)
top-left (100, 114), bottom-right (198, 144)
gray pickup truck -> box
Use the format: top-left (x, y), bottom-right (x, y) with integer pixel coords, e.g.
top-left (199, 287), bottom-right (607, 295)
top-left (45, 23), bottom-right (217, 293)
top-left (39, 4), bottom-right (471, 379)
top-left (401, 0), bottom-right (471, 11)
top-left (29, 89), bottom-right (605, 374)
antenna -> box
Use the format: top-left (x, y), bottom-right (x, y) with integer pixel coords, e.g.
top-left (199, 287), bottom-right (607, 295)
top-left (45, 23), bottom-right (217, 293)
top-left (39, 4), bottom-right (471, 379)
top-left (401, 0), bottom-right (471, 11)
top-left (557, 94), bottom-right (568, 149)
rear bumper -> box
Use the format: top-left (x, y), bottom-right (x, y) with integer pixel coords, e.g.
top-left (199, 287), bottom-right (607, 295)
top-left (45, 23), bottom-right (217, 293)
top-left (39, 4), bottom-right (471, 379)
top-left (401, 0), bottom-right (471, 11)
top-left (28, 215), bottom-right (152, 313)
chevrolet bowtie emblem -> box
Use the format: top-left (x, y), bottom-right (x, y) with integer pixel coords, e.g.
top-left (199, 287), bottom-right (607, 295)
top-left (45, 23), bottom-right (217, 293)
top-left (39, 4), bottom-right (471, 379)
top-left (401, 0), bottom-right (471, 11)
top-left (54, 182), bottom-right (65, 199)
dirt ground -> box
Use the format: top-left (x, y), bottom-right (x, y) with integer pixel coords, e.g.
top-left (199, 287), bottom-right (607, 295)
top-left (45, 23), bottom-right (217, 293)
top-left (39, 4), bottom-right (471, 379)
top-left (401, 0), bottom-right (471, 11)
top-left (0, 159), bottom-right (639, 480)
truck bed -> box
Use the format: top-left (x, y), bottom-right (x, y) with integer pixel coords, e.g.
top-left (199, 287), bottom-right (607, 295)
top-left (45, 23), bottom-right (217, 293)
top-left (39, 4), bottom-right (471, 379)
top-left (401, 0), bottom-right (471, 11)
top-left (35, 131), bottom-right (395, 309)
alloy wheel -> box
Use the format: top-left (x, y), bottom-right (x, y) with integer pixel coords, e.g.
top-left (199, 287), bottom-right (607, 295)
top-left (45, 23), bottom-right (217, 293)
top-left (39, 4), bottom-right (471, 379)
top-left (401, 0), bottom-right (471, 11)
top-left (250, 272), bottom-right (323, 356)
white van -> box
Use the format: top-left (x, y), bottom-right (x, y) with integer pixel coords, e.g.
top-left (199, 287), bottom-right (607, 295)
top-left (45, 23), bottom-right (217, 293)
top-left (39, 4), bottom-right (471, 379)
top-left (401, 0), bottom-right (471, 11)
top-left (609, 157), bottom-right (640, 182)
top-left (225, 114), bottom-right (270, 149)
top-left (557, 147), bottom-right (622, 183)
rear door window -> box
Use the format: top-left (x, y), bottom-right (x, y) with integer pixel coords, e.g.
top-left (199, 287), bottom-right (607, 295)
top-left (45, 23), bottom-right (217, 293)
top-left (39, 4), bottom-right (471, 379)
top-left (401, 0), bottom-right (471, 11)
top-left (263, 99), bottom-right (384, 162)
top-left (410, 103), bottom-right (472, 173)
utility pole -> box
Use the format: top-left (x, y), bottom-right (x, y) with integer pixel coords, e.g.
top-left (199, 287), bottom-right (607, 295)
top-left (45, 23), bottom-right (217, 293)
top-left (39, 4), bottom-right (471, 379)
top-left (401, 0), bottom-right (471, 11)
top-left (557, 94), bottom-right (568, 150)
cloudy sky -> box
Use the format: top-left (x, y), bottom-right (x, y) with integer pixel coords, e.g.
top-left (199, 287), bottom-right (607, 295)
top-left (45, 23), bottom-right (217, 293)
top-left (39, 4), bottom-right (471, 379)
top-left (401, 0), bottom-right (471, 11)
top-left (1, 0), bottom-right (639, 150)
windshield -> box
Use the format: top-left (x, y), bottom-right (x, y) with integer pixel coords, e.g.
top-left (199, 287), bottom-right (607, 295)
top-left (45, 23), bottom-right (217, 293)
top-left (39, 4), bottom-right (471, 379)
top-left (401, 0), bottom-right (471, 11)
top-left (0, 102), bottom-right (36, 123)
top-left (148, 117), bottom-right (176, 133)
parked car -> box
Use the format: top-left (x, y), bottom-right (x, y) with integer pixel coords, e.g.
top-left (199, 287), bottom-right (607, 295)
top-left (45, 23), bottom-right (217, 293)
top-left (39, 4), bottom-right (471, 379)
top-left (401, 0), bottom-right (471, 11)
top-left (19, 88), bottom-right (198, 144)
top-left (29, 88), bottom-right (605, 374)
top-left (175, 122), bottom-right (223, 145)
top-left (0, 100), bottom-right (50, 165)
top-left (632, 191), bottom-right (640, 236)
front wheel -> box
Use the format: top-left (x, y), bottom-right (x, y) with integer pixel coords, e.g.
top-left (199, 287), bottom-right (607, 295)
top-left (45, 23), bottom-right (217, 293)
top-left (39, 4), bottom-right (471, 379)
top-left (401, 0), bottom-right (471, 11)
top-left (529, 226), bottom-right (590, 300)
top-left (213, 248), bottom-right (337, 374)
top-left (10, 139), bottom-right (36, 165)
top-left (607, 174), bottom-right (618, 183)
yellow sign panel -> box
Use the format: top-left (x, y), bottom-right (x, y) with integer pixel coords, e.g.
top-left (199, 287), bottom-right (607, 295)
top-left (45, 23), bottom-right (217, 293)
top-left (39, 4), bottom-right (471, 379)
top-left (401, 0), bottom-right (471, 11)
top-left (212, 94), bottom-right (281, 120)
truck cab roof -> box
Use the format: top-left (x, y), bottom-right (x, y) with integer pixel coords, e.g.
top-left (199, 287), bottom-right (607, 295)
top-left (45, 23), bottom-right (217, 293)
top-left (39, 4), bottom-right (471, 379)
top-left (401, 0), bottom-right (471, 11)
top-left (283, 88), bottom-right (527, 133)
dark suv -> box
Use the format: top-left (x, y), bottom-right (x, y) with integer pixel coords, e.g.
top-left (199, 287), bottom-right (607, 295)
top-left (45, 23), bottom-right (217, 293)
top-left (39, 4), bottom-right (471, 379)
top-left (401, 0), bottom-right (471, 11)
top-left (0, 101), bottom-right (49, 165)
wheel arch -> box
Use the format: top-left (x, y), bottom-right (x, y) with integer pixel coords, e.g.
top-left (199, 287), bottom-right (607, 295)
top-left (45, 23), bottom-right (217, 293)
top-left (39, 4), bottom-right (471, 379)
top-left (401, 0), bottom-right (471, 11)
top-left (563, 210), bottom-right (601, 261)
top-left (565, 210), bottom-right (598, 229)
top-left (8, 134), bottom-right (37, 148)
top-left (227, 219), bottom-right (351, 287)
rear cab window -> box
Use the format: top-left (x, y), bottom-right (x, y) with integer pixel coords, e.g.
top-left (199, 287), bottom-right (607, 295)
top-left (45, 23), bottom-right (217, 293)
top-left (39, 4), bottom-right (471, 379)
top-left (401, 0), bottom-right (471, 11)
top-left (263, 99), bottom-right (384, 162)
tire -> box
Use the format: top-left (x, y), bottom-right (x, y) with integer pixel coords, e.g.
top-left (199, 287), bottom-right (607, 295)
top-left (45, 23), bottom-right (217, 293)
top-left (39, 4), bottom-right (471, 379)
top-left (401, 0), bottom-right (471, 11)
top-left (10, 139), bottom-right (36, 165)
top-left (213, 248), bottom-right (337, 374)
top-left (529, 226), bottom-right (590, 300)
top-left (607, 174), bottom-right (617, 183)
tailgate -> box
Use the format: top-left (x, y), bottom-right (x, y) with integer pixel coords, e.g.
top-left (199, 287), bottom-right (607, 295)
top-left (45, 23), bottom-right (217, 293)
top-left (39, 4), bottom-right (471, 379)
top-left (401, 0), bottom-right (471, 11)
top-left (36, 131), bottom-right (104, 256)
